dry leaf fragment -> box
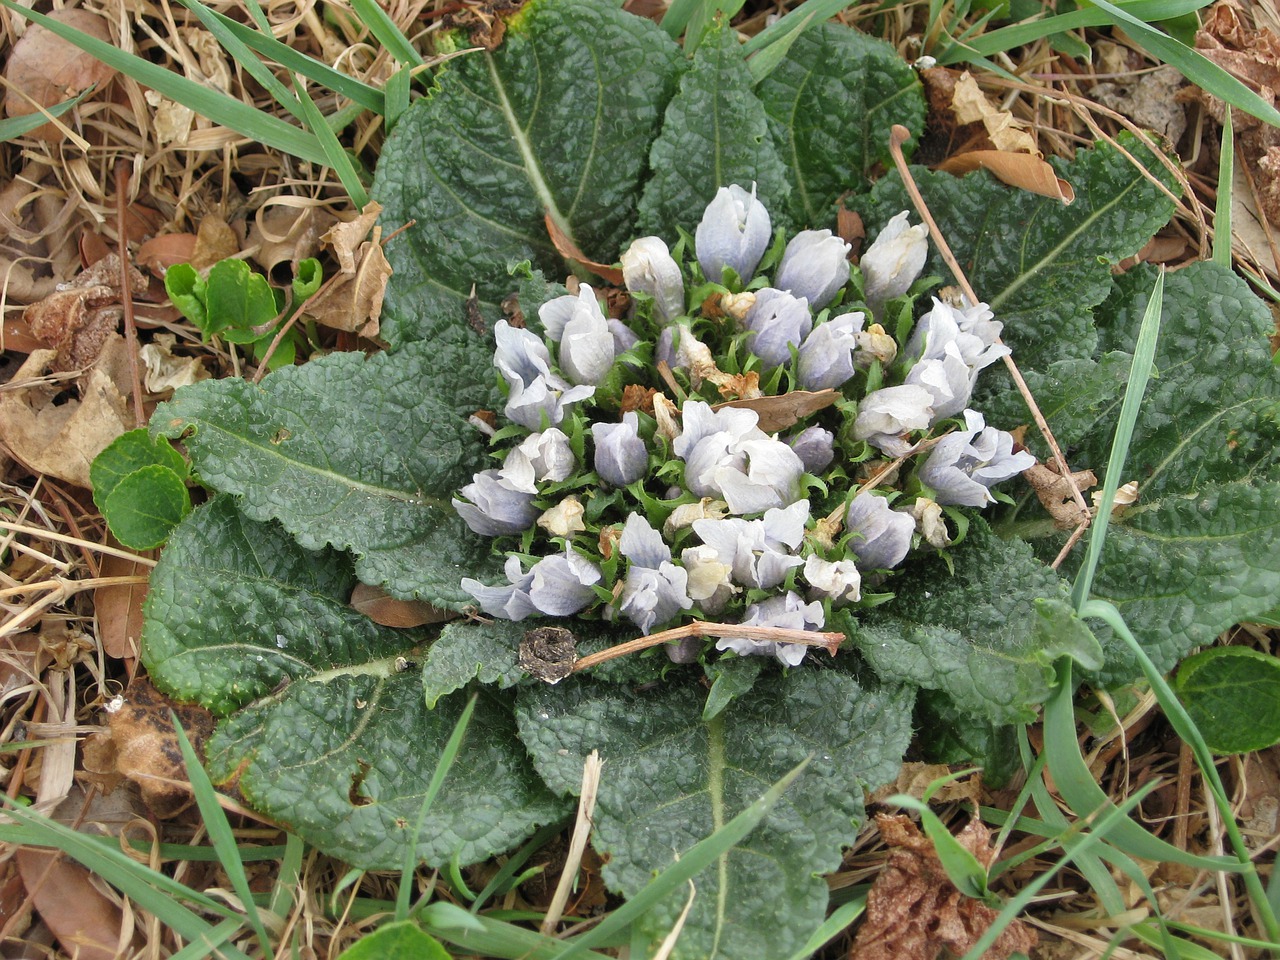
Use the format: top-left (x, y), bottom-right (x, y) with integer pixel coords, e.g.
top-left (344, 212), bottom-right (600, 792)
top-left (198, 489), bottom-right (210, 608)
top-left (870, 763), bottom-right (983, 807)
top-left (1024, 462), bottom-right (1098, 529)
top-left (24, 253), bottom-right (148, 371)
top-left (324, 201), bottom-right (384, 274)
top-left (2, 10), bottom-right (116, 142)
top-left (93, 549), bottom-right (153, 660)
top-left (1091, 65), bottom-right (1188, 148)
top-left (250, 204), bottom-right (337, 277)
top-left (139, 333), bottom-right (209, 394)
top-left (713, 388), bottom-right (839, 433)
top-left (306, 237), bottom-right (391, 337)
top-left (136, 233), bottom-right (198, 275)
top-left (951, 72), bottom-right (1038, 155)
top-left (15, 850), bottom-right (136, 960)
top-left (850, 814), bottom-right (1037, 960)
top-left (350, 582), bottom-right (455, 627)
top-left (191, 215), bottom-right (241, 269)
top-left (544, 211), bottom-right (625, 285)
top-left (107, 677), bottom-right (216, 819)
top-left (938, 151), bottom-right (1074, 204)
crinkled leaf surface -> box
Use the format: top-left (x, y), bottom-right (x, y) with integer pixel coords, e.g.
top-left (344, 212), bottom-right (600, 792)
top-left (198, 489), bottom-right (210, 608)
top-left (845, 520), bottom-right (1069, 724)
top-left (150, 342), bottom-right (499, 606)
top-left (374, 0), bottom-right (681, 348)
top-left (1173, 647), bottom-right (1280, 755)
top-left (637, 21), bottom-right (789, 238)
top-left (516, 669), bottom-right (913, 960)
top-left (146, 498), bottom-right (567, 869)
top-left (856, 135), bottom-right (1177, 369)
top-left (756, 23), bottom-right (924, 227)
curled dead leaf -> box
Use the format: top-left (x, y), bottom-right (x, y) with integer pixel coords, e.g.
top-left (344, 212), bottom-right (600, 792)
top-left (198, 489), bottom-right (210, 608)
top-left (93, 548), bottom-right (153, 660)
top-left (937, 151), bottom-right (1074, 204)
top-left (136, 233), bottom-right (198, 276)
top-left (2, 10), bottom-right (116, 142)
top-left (713, 388), bottom-right (839, 433)
top-left (23, 253), bottom-right (148, 371)
top-left (250, 204), bottom-right (337, 277)
top-left (350, 582), bottom-right (455, 628)
top-left (951, 72), bottom-right (1038, 155)
top-left (191, 215), bottom-right (241, 270)
top-left (544, 212), bottom-right (625, 285)
top-left (1024, 462), bottom-right (1098, 530)
top-left (139, 333), bottom-right (209, 393)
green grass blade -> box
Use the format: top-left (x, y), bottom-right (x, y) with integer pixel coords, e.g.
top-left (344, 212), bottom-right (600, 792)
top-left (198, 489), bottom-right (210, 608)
top-left (939, 0), bottom-right (1209, 63)
top-left (0, 86), bottom-right (93, 142)
top-left (168, 916), bottom-right (248, 960)
top-left (685, 0), bottom-right (746, 54)
top-left (784, 893), bottom-right (866, 960)
top-left (660, 0), bottom-right (708, 40)
top-left (1215, 109), bottom-right (1234, 268)
top-left (173, 717), bottom-right (276, 959)
top-left (887, 795), bottom-right (989, 900)
top-left (468, 821), bottom-right (564, 914)
top-left (348, 0), bottom-right (424, 67)
top-left (1087, 0), bottom-right (1280, 129)
top-left (269, 832), bottom-right (306, 920)
top-left (741, 0), bottom-right (852, 55)
top-left (552, 756), bottom-right (811, 959)
top-left (291, 76), bottom-right (370, 208)
top-left (396, 693), bottom-right (479, 922)
top-left (1072, 268), bottom-right (1165, 610)
top-left (385, 64), bottom-right (413, 131)
top-left (421, 902), bottom-right (616, 959)
top-left (0, 0), bottom-right (328, 165)
top-left (746, 12), bottom-right (815, 84)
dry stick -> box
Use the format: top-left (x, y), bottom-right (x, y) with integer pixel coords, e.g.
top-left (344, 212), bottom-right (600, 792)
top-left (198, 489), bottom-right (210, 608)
top-left (887, 125), bottom-right (1091, 569)
top-left (540, 750), bottom-right (603, 936)
top-left (0, 520), bottom-right (157, 567)
top-left (115, 161), bottom-right (146, 430)
top-left (571, 621), bottom-right (844, 674)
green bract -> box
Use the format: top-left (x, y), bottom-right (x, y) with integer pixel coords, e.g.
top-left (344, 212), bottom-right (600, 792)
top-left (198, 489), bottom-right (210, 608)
top-left (136, 1), bottom-right (1280, 956)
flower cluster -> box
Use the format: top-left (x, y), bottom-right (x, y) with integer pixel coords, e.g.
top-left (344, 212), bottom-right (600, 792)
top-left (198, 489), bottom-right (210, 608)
top-left (452, 185), bottom-right (1035, 666)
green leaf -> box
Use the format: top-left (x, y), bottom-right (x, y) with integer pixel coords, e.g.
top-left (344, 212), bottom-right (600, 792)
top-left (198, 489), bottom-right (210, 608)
top-left (636, 20), bottom-right (790, 238)
top-left (203, 259), bottom-right (279, 340)
top-left (90, 428), bottom-right (188, 510)
top-left (372, 0), bottom-right (681, 347)
top-left (149, 342), bottom-right (499, 606)
top-left (100, 465), bottom-right (192, 550)
top-left (293, 258), bottom-right (323, 300)
top-left (1174, 647), bottom-right (1280, 755)
top-left (145, 498), bottom-right (568, 870)
top-left (516, 669), bottom-right (913, 960)
top-left (0, 86), bottom-right (95, 142)
top-left (338, 922), bottom-right (451, 960)
top-left (164, 263), bottom-right (208, 330)
top-left (855, 133), bottom-right (1178, 369)
top-left (845, 519), bottom-right (1069, 725)
top-left (702, 655), bottom-right (763, 720)
top-left (756, 23), bottom-right (924, 227)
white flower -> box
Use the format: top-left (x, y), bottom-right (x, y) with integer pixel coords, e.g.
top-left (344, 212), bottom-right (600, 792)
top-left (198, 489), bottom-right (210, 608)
top-left (696, 184), bottom-right (772, 284)
top-left (621, 236), bottom-right (684, 322)
top-left (674, 401), bottom-right (804, 513)
top-left (852, 384), bottom-right (935, 455)
top-left (461, 555), bottom-right (536, 620)
top-left (918, 410), bottom-right (1034, 507)
top-left (774, 229), bottom-right (851, 310)
top-left (537, 496), bottom-right (586, 538)
top-left (528, 549), bottom-right (601, 615)
top-left (680, 544), bottom-right (738, 614)
top-left (798, 311), bottom-right (865, 390)
top-left (742, 288), bottom-right (812, 369)
top-left (557, 284), bottom-right (616, 386)
top-left (499, 428), bottom-right (575, 493)
top-left (861, 211), bottom-right (929, 311)
top-left (845, 493), bottom-right (915, 570)
top-left (453, 469), bottom-right (538, 536)
top-left (616, 513), bottom-right (691, 634)
top-left (803, 554), bottom-right (861, 605)
top-left (692, 500), bottom-right (808, 590)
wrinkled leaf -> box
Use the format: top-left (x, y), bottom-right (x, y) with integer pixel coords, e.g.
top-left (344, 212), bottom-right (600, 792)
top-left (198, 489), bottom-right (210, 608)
top-left (101, 464), bottom-right (192, 550)
top-left (516, 669), bottom-right (913, 960)
top-left (1174, 647), bottom-right (1280, 755)
top-left (337, 921), bottom-right (451, 960)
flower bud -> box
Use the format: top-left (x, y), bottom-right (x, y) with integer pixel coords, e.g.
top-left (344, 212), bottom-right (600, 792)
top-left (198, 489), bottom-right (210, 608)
top-left (452, 469), bottom-right (538, 537)
top-left (786, 426), bottom-right (835, 474)
top-left (852, 384), bottom-right (935, 455)
top-left (798, 311), bottom-right (864, 390)
top-left (696, 184), bottom-right (771, 284)
top-left (845, 493), bottom-right (914, 570)
top-left (528, 549), bottom-right (601, 616)
top-left (861, 211), bottom-right (928, 312)
top-left (558, 283), bottom-right (615, 386)
top-left (774, 229), bottom-right (851, 310)
top-left (621, 236), bottom-right (685, 322)
top-left (742, 288), bottom-right (812, 369)
top-left (592, 412), bottom-right (647, 487)
top-left (538, 496), bottom-right (586, 538)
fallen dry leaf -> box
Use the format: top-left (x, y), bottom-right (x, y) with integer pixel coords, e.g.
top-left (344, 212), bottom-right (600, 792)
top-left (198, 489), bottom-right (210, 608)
top-left (306, 204), bottom-right (391, 336)
top-left (869, 763), bottom-right (983, 807)
top-left (14, 850), bottom-right (136, 960)
top-left (1024, 462), bottom-right (1098, 529)
top-left (350, 582), bottom-right (455, 628)
top-left (136, 233), bottom-right (198, 275)
top-left (139, 333), bottom-right (209, 394)
top-left (93, 549), bottom-right (153, 660)
top-left (713, 388), bottom-right (839, 433)
top-left (324, 201), bottom-right (383, 274)
top-left (544, 212), bottom-right (625, 285)
top-left (850, 814), bottom-right (1037, 960)
top-left (0, 634), bottom-right (48, 699)
top-left (951, 72), bottom-right (1038, 155)
top-left (190, 214), bottom-right (241, 270)
top-left (0, 338), bottom-right (134, 487)
top-left (2, 9), bottom-right (116, 142)
top-left (1091, 65), bottom-right (1188, 148)
top-left (24, 253), bottom-right (148, 371)
top-left (937, 151), bottom-right (1074, 204)
top-left (250, 203), bottom-right (337, 277)
top-left (108, 676), bottom-right (216, 819)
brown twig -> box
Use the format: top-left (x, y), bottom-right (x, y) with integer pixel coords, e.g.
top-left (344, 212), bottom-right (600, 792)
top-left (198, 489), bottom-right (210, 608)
top-left (887, 125), bottom-right (1092, 568)
top-left (571, 621), bottom-right (845, 673)
top-left (115, 160), bottom-right (146, 429)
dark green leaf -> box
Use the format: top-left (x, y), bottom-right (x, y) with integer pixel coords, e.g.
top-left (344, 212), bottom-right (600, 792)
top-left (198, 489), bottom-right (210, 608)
top-left (856, 133), bottom-right (1178, 369)
top-left (373, 0), bottom-right (681, 347)
top-left (90, 428), bottom-right (188, 510)
top-left (845, 520), bottom-right (1069, 724)
top-left (1174, 647), bottom-right (1280, 755)
top-left (702, 655), bottom-right (762, 720)
top-left (423, 621), bottom-right (529, 708)
top-left (100, 465), bottom-right (191, 550)
top-left (516, 669), bottom-right (913, 959)
top-left (202, 258), bottom-right (279, 340)
top-left (636, 20), bottom-right (790, 238)
top-left (149, 342), bottom-right (499, 606)
top-left (757, 23), bottom-right (924, 227)
top-left (337, 921), bottom-right (451, 960)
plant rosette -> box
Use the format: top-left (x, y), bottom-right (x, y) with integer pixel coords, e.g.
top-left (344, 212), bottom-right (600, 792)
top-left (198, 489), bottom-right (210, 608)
top-left (452, 184), bottom-right (1035, 672)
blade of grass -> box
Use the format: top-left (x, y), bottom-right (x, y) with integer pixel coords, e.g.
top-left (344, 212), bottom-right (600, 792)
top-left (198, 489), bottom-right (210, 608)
top-left (660, 0), bottom-right (710, 41)
top-left (885, 795), bottom-right (990, 900)
top-left (1131, 922), bottom-right (1243, 960)
top-left (395, 693), bottom-right (478, 922)
top-left (686, 0), bottom-right (746, 54)
top-left (348, 0), bottom-right (424, 67)
top-left (0, 0), bottom-right (328, 165)
top-left (552, 756), bottom-right (811, 959)
top-left (783, 893), bottom-right (866, 960)
top-left (385, 65), bottom-right (413, 130)
top-left (741, 0), bottom-right (852, 55)
top-left (173, 717), bottom-right (276, 960)
top-left (291, 76), bottom-right (370, 208)
top-left (0, 87), bottom-right (94, 142)
top-left (420, 902), bottom-right (616, 960)
top-left (1072, 267), bottom-right (1165, 610)
top-left (168, 916), bottom-right (249, 960)
top-left (468, 821), bottom-right (565, 914)
top-left (1215, 109), bottom-right (1234, 268)
top-left (269, 832), bottom-right (305, 920)
top-left (746, 12), bottom-right (815, 84)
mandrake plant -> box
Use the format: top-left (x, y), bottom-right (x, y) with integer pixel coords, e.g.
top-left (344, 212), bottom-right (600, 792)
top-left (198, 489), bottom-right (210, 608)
top-left (93, 0), bottom-right (1280, 955)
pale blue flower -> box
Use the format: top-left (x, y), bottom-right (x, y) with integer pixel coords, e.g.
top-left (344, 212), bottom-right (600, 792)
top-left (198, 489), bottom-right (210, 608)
top-left (617, 513), bottom-right (691, 634)
top-left (528, 549), bottom-right (601, 615)
top-left (904, 346), bottom-right (974, 424)
top-left (696, 184), bottom-right (771, 284)
top-left (592, 413), bottom-right (647, 487)
top-left (494, 318), bottom-right (554, 387)
top-left (715, 591), bottom-right (825, 666)
top-left (621, 236), bottom-right (685, 323)
top-left (918, 410), bottom-right (1035, 507)
top-left (787, 426), bottom-right (835, 474)
top-left (557, 284), bottom-right (615, 386)
top-left (798, 311), bottom-right (865, 390)
top-left (905, 297), bottom-right (1007, 371)
top-left (852, 384), bottom-right (935, 455)
top-left (461, 556), bottom-right (536, 620)
top-left (742, 288), bottom-right (812, 369)
top-left (692, 500), bottom-right (808, 590)
top-left (774, 230), bottom-right (851, 310)
top-left (499, 428), bottom-right (575, 494)
top-left (803, 554), bottom-right (861, 605)
top-left (845, 492), bottom-right (914, 570)
top-left (674, 401), bottom-right (804, 513)
top-left (861, 212), bottom-right (929, 312)
top-left (608, 319), bottom-right (639, 354)
top-left (453, 469), bottom-right (538, 536)
top-left (493, 319), bottom-right (594, 429)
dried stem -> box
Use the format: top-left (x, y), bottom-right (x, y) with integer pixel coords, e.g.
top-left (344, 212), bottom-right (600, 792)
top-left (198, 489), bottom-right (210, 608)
top-left (115, 160), bottom-right (146, 429)
top-left (887, 125), bottom-right (1092, 564)
top-left (572, 620), bottom-right (844, 674)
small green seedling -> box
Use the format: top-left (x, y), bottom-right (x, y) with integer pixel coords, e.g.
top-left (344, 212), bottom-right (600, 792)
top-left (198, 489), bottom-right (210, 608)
top-left (90, 429), bottom-right (192, 550)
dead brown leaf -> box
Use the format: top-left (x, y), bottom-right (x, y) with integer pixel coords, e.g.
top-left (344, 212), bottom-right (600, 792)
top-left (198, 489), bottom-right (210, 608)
top-left (544, 212), bottom-right (625, 285)
top-left (14, 850), bottom-right (135, 960)
top-left (249, 204), bottom-right (337, 277)
top-left (713, 388), bottom-right (839, 433)
top-left (0, 634), bottom-right (48, 698)
top-left (951, 72), bottom-right (1038, 155)
top-left (93, 549), bottom-right (153, 660)
top-left (850, 814), bottom-right (1037, 960)
top-left (139, 333), bottom-right (209, 394)
top-left (23, 253), bottom-right (148, 371)
top-left (938, 151), bottom-right (1074, 204)
top-left (107, 676), bottom-right (216, 819)
top-left (306, 205), bottom-right (391, 336)
top-left (869, 763), bottom-right (983, 807)
top-left (136, 233), bottom-right (197, 275)
top-left (1091, 65), bottom-right (1188, 149)
top-left (1024, 462), bottom-right (1098, 529)
top-left (2, 10), bottom-right (116, 142)
top-left (0, 338), bottom-right (134, 487)
top-left (350, 582), bottom-right (455, 628)
top-left (191, 215), bottom-right (241, 270)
